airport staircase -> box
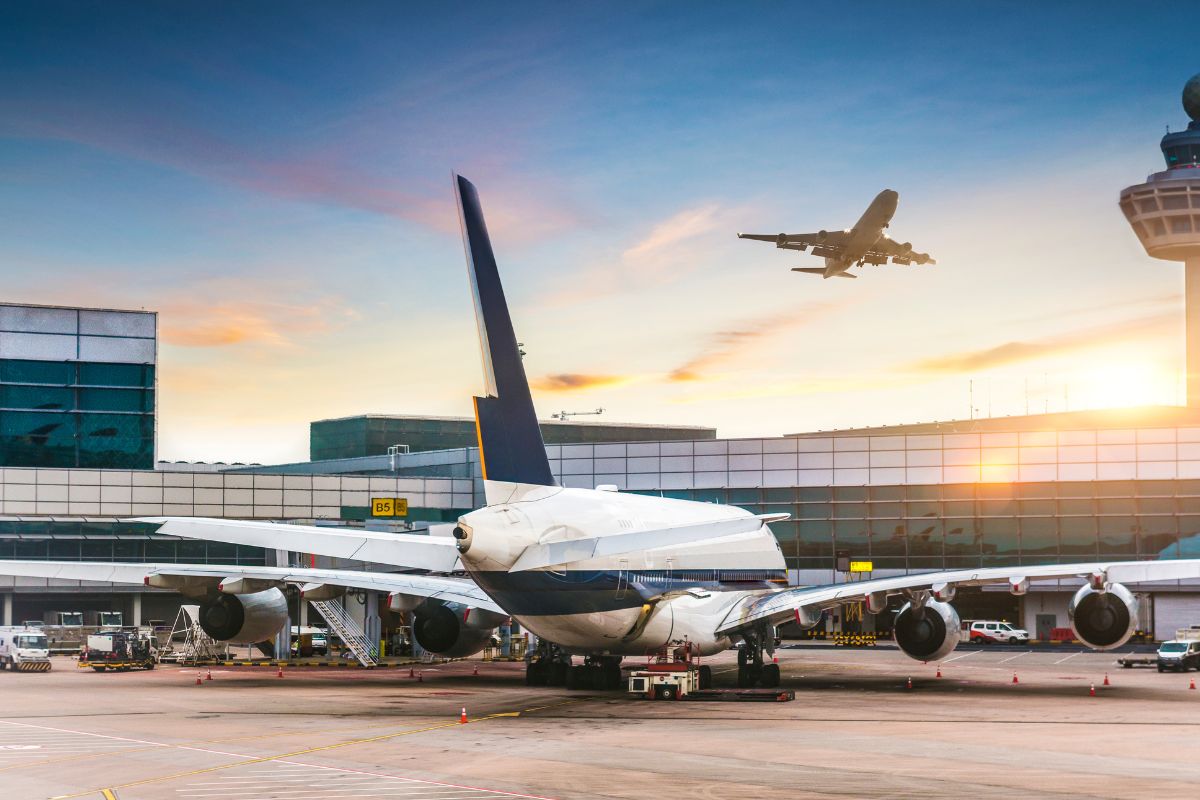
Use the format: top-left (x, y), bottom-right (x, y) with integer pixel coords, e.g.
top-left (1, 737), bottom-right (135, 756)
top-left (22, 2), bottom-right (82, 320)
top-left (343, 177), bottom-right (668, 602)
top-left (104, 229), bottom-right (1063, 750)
top-left (310, 600), bottom-right (379, 667)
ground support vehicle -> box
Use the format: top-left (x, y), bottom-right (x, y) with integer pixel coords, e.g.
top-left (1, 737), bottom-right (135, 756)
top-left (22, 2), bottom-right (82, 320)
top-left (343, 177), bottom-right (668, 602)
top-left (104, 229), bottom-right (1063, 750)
top-left (964, 620), bottom-right (1030, 644)
top-left (1157, 639), bottom-right (1200, 672)
top-left (79, 629), bottom-right (157, 672)
top-left (0, 626), bottom-right (51, 672)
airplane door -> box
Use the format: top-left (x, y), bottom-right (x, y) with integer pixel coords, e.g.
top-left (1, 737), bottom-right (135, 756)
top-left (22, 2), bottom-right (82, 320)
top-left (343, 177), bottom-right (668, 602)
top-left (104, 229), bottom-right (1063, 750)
top-left (615, 559), bottom-right (629, 600)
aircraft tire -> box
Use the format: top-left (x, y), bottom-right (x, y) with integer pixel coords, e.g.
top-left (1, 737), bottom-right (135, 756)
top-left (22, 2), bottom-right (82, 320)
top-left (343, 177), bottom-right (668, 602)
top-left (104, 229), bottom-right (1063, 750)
top-left (698, 665), bottom-right (712, 690)
top-left (548, 662), bottom-right (568, 686)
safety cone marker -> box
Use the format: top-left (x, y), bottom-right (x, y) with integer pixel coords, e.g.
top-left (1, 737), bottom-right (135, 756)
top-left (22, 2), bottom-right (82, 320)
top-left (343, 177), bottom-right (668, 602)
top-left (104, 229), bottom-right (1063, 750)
top-left (408, 667), bottom-right (415, 678)
top-left (460, 707), bottom-right (468, 724)
top-left (1012, 672), bottom-right (1019, 685)
top-left (418, 671), bottom-right (423, 683)
top-left (905, 676), bottom-right (912, 690)
top-left (1089, 683), bottom-right (1096, 697)
top-left (473, 664), bottom-right (479, 676)
top-left (276, 666), bottom-right (284, 678)
top-left (206, 670), bottom-right (213, 682)
top-left (773, 655), bottom-right (778, 664)
top-left (1103, 673), bottom-right (1110, 687)
top-left (194, 675), bottom-right (202, 686)
top-left (935, 666), bottom-right (942, 678)
top-left (1190, 677), bottom-right (1196, 690)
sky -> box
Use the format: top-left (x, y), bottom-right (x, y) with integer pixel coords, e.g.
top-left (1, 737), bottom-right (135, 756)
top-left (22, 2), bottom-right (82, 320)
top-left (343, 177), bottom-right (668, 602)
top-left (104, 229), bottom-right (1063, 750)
top-left (1, 2), bottom-right (1197, 464)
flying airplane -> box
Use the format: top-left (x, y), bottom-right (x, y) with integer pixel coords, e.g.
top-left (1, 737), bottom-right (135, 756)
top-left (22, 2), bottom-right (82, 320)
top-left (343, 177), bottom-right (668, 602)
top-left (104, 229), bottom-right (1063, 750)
top-left (738, 189), bottom-right (935, 279)
top-left (2, 176), bottom-right (1198, 692)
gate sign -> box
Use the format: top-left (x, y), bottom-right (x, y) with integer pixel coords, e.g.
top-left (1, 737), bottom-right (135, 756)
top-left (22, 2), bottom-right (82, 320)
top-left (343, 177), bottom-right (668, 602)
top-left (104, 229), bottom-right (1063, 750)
top-left (371, 498), bottom-right (408, 517)
top-left (848, 560), bottom-right (873, 573)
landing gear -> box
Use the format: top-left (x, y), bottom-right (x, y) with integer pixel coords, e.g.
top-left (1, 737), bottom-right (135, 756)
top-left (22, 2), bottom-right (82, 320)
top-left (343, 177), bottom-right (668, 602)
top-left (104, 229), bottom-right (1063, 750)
top-left (737, 624), bottom-right (781, 688)
top-left (525, 640), bottom-right (572, 686)
top-left (566, 656), bottom-right (623, 690)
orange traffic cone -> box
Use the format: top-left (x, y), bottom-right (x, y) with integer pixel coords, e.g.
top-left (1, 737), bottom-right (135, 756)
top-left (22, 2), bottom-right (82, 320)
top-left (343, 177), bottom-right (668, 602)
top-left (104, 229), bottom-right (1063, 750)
top-left (1189, 677), bottom-right (1196, 690)
top-left (459, 707), bottom-right (468, 724)
top-left (276, 666), bottom-right (284, 678)
top-left (206, 670), bottom-right (213, 682)
top-left (1012, 672), bottom-right (1019, 684)
top-left (473, 664), bottom-right (478, 676)
top-left (773, 655), bottom-right (778, 664)
top-left (905, 676), bottom-right (912, 690)
top-left (1103, 673), bottom-right (1110, 686)
top-left (194, 675), bottom-right (203, 685)
top-left (935, 666), bottom-right (942, 678)
top-left (408, 666), bottom-right (415, 678)
top-left (1089, 683), bottom-right (1096, 697)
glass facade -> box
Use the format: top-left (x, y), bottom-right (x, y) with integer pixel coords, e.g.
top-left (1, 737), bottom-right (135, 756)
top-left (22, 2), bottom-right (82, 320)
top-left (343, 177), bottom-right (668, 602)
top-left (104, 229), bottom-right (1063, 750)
top-left (0, 359), bottom-right (154, 469)
top-left (0, 520), bottom-right (265, 565)
top-left (631, 479), bottom-right (1200, 572)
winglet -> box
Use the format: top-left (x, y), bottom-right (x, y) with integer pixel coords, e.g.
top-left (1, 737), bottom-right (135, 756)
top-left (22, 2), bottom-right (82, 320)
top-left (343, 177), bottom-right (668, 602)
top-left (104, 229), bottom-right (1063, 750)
top-left (454, 175), bottom-right (555, 487)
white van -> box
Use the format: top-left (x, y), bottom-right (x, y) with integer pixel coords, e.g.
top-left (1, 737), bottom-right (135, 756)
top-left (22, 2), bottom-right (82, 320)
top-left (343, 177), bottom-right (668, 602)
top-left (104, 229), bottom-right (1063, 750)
top-left (965, 620), bottom-right (1030, 645)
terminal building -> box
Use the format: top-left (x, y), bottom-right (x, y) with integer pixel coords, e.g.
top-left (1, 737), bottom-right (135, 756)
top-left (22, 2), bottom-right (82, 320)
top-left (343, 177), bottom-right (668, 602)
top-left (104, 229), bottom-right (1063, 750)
top-left (5, 75), bottom-right (1200, 644)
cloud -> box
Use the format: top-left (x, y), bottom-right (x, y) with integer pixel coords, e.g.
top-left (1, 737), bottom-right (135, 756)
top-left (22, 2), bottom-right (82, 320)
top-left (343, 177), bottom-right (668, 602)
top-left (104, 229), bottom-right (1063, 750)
top-left (621, 204), bottom-right (723, 263)
top-left (669, 301), bottom-right (852, 382)
top-left (905, 312), bottom-right (1177, 373)
top-left (531, 373), bottom-right (628, 391)
top-left (159, 298), bottom-right (353, 348)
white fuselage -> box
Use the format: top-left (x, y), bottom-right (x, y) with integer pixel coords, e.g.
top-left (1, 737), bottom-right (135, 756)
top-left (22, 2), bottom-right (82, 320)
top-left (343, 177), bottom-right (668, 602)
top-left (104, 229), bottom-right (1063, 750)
top-left (455, 482), bottom-right (786, 656)
top-left (824, 189), bottom-right (898, 276)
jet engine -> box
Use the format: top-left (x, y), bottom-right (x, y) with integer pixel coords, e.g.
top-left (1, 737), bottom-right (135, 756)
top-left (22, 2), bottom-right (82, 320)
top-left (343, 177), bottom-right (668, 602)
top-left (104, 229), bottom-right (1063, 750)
top-left (412, 602), bottom-right (506, 658)
top-left (817, 229), bottom-right (828, 240)
top-left (1069, 582), bottom-right (1137, 650)
top-left (199, 588), bottom-right (288, 644)
top-left (893, 600), bottom-right (961, 662)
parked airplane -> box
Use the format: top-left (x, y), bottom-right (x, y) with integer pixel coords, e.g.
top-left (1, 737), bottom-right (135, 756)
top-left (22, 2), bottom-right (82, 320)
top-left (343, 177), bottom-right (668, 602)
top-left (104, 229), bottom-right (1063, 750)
top-left (1, 176), bottom-right (1197, 691)
top-left (738, 189), bottom-right (935, 278)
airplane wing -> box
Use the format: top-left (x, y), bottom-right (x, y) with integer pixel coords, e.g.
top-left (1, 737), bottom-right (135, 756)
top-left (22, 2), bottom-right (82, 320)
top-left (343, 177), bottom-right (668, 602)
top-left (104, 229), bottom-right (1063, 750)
top-left (138, 517), bottom-right (462, 573)
top-left (715, 559), bottom-right (1200, 636)
top-left (869, 237), bottom-right (936, 265)
top-left (0, 560), bottom-right (504, 613)
top-left (738, 231), bottom-right (849, 252)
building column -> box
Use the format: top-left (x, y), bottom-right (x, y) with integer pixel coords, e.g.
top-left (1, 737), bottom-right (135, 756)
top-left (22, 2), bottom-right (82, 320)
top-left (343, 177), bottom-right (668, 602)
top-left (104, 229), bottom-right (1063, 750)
top-left (364, 593), bottom-right (381, 656)
top-left (1187, 257), bottom-right (1200, 406)
top-left (2, 593), bottom-right (12, 627)
top-left (131, 593), bottom-right (142, 628)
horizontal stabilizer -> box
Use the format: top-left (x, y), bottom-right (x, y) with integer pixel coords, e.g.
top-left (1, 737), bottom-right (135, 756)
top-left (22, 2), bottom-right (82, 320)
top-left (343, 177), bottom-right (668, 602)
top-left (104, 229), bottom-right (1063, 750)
top-left (508, 513), bottom-right (787, 573)
top-left (137, 517), bottom-right (461, 572)
top-left (791, 268), bottom-right (856, 279)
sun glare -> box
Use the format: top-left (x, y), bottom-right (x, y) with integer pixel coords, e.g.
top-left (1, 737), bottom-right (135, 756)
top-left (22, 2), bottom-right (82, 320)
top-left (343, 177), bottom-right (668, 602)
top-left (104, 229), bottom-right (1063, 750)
top-left (1073, 362), bottom-right (1179, 409)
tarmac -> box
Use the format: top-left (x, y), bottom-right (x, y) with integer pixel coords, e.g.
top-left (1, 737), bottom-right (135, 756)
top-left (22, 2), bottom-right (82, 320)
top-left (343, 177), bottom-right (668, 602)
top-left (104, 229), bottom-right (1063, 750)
top-left (1, 644), bottom-right (1197, 800)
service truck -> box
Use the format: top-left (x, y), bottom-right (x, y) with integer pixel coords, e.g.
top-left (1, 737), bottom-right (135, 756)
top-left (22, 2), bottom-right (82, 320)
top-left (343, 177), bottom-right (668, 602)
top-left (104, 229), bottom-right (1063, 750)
top-left (0, 626), bottom-right (52, 672)
top-left (79, 629), bottom-right (157, 672)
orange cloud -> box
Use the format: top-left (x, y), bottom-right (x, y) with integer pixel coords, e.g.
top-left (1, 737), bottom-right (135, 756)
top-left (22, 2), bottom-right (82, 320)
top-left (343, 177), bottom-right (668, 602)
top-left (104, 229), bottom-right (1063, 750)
top-left (906, 312), bottom-right (1176, 373)
top-left (531, 373), bottom-right (627, 391)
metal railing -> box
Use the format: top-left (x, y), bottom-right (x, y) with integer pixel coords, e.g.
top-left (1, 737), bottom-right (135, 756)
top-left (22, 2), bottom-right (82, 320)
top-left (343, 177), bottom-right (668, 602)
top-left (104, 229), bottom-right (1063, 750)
top-left (309, 600), bottom-right (378, 667)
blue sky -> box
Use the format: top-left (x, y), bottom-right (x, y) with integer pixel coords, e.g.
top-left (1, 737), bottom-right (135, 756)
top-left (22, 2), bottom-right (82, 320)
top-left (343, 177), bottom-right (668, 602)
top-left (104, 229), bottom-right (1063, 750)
top-left (1, 3), bottom-right (1197, 462)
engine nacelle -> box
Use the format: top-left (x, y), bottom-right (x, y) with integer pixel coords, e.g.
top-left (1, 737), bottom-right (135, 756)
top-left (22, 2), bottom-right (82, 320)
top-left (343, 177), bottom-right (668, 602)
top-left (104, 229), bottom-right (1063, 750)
top-left (894, 600), bottom-right (961, 662)
top-left (412, 603), bottom-right (494, 658)
top-left (1069, 582), bottom-right (1137, 651)
top-left (199, 588), bottom-right (288, 644)
top-left (817, 229), bottom-right (828, 239)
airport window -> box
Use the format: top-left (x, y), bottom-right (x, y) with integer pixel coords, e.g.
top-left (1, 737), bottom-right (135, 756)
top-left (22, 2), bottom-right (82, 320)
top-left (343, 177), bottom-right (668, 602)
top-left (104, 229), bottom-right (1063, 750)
top-left (797, 487), bottom-right (832, 502)
top-left (942, 484), bottom-right (975, 500)
top-left (1019, 499), bottom-right (1055, 516)
top-left (1162, 194), bottom-right (1190, 210)
top-left (906, 485), bottom-right (941, 501)
top-left (763, 487), bottom-right (796, 503)
top-left (0, 385), bottom-right (72, 410)
top-left (906, 522), bottom-right (943, 569)
top-left (1059, 517), bottom-right (1098, 559)
top-left (904, 500), bottom-right (940, 518)
top-left (1098, 517), bottom-right (1138, 556)
top-left (1057, 498), bottom-right (1093, 515)
top-left (1137, 197), bottom-right (1160, 213)
top-left (1150, 219), bottom-right (1167, 236)
top-left (833, 486), bottom-right (867, 502)
top-left (727, 488), bottom-right (761, 505)
top-left (868, 501), bottom-right (902, 518)
top-left (943, 499), bottom-right (975, 517)
top-left (869, 485), bottom-right (904, 501)
top-left (1138, 497), bottom-right (1176, 514)
top-left (797, 503), bottom-right (832, 520)
top-left (1019, 517), bottom-right (1058, 559)
top-left (77, 362), bottom-right (154, 388)
top-left (78, 388), bottom-right (153, 412)
top-left (1171, 217), bottom-right (1193, 234)
top-left (979, 498), bottom-right (1016, 516)
top-left (1097, 497), bottom-right (1136, 515)
top-left (0, 359), bottom-right (72, 385)
top-left (833, 519), bottom-right (869, 552)
top-left (833, 502), bottom-right (865, 519)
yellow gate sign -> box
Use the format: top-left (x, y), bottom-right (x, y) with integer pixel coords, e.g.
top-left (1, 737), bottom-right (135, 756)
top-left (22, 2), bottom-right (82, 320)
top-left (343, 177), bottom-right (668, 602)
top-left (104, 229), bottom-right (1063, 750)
top-left (371, 498), bottom-right (408, 517)
top-left (848, 560), bottom-right (873, 573)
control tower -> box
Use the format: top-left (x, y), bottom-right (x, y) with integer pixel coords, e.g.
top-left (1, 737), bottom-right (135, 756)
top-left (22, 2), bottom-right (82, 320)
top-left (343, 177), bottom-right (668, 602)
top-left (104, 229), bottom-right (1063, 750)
top-left (1120, 73), bottom-right (1200, 404)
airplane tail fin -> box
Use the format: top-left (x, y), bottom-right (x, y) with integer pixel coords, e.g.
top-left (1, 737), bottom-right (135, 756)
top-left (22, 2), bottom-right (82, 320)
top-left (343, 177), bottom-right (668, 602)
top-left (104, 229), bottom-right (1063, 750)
top-left (791, 267), bottom-right (856, 279)
top-left (454, 175), bottom-right (555, 488)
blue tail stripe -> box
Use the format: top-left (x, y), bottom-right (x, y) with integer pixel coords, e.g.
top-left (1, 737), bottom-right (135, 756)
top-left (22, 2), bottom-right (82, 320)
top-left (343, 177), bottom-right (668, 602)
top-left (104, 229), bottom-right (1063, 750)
top-left (456, 175), bottom-right (554, 486)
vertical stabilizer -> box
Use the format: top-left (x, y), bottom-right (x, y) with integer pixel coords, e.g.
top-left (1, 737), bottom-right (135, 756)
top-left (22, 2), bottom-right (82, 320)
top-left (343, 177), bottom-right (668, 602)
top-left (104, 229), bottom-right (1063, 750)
top-left (455, 175), bottom-right (555, 487)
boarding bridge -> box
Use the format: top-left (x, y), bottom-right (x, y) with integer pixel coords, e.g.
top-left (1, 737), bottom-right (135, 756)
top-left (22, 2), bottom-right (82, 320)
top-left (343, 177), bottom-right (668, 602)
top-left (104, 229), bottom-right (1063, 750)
top-left (310, 599), bottom-right (378, 667)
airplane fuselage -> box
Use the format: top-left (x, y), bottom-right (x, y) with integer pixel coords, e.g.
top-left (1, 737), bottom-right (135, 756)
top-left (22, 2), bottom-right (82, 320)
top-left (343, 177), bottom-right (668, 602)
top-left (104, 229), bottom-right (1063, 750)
top-left (823, 189), bottom-right (898, 277)
top-left (455, 483), bottom-right (786, 655)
